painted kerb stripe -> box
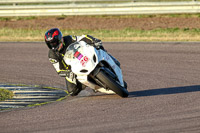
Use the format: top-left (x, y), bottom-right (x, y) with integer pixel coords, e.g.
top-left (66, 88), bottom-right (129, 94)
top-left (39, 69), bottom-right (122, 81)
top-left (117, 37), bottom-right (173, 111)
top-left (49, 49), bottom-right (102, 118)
top-left (0, 84), bottom-right (67, 110)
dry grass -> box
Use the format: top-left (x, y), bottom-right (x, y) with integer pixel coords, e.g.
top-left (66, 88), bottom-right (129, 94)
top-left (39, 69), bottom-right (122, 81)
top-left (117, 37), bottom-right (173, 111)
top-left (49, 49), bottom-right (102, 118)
top-left (0, 27), bottom-right (200, 42)
top-left (0, 89), bottom-right (13, 101)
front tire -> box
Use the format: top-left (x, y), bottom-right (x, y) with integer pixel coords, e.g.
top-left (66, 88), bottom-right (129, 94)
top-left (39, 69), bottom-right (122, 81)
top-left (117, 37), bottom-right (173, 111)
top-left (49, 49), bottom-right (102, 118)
top-left (95, 70), bottom-right (129, 98)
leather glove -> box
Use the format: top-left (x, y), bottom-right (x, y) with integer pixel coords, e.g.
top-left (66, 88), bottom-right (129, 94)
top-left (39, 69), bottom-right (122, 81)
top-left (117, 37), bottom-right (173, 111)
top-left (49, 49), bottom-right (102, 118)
top-left (93, 39), bottom-right (102, 49)
top-left (93, 38), bottom-right (101, 43)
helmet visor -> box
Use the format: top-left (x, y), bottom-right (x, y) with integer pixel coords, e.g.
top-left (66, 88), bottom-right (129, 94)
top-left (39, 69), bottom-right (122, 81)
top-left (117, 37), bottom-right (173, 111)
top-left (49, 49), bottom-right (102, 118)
top-left (50, 42), bottom-right (58, 47)
top-left (49, 39), bottom-right (59, 49)
top-left (50, 39), bottom-right (63, 51)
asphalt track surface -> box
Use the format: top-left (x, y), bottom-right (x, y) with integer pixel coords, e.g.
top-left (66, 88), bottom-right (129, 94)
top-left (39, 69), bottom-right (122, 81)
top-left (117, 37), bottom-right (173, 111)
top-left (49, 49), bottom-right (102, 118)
top-left (0, 42), bottom-right (200, 133)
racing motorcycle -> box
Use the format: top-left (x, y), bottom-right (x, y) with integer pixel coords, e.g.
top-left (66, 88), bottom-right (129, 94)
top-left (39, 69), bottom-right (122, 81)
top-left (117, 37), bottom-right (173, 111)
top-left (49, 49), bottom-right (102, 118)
top-left (63, 41), bottom-right (129, 97)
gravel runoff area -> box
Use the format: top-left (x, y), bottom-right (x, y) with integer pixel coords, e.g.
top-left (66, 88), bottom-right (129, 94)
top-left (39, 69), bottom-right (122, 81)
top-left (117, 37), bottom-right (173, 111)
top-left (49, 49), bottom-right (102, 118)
top-left (1, 15), bottom-right (200, 30)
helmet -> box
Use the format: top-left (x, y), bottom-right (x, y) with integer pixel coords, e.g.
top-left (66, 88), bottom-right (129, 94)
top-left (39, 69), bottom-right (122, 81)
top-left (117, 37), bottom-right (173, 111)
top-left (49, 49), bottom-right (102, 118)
top-left (45, 28), bottom-right (63, 51)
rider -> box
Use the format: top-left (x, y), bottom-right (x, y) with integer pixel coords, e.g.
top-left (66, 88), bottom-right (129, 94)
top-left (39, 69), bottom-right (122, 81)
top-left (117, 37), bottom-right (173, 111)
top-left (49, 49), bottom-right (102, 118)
top-left (44, 28), bottom-right (104, 96)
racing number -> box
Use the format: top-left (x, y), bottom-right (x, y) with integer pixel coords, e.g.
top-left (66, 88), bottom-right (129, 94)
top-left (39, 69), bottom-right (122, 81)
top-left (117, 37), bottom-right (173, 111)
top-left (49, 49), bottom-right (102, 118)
top-left (74, 51), bottom-right (89, 67)
top-left (80, 56), bottom-right (89, 67)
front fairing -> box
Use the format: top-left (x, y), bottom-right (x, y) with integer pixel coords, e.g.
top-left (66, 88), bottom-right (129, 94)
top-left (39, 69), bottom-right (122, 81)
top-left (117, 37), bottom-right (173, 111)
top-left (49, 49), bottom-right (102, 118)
top-left (63, 41), bottom-right (98, 75)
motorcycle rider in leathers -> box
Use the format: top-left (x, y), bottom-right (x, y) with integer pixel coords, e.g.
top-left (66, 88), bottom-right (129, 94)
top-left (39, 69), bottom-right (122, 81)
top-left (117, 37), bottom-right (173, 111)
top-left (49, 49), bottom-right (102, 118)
top-left (45, 28), bottom-right (120, 96)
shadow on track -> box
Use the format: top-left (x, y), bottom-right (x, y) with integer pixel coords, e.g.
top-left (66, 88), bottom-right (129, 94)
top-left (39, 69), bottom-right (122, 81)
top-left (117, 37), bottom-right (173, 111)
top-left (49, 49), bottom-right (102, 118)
top-left (129, 85), bottom-right (200, 97)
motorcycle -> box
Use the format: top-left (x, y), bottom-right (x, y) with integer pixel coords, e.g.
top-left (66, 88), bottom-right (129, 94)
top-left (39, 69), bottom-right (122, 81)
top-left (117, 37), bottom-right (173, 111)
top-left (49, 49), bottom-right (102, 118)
top-left (63, 41), bottom-right (129, 98)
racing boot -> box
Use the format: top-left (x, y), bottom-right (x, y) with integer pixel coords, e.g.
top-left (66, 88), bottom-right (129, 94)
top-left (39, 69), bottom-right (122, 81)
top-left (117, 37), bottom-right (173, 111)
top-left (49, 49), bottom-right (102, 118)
top-left (65, 72), bottom-right (86, 96)
top-left (65, 78), bottom-right (83, 96)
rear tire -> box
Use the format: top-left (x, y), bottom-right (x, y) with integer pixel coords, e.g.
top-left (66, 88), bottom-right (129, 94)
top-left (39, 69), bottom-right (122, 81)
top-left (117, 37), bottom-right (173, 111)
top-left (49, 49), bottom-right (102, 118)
top-left (95, 70), bottom-right (129, 98)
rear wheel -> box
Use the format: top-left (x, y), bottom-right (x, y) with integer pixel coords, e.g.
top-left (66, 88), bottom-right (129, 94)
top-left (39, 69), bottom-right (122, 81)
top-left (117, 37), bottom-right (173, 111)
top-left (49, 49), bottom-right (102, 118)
top-left (95, 70), bottom-right (129, 98)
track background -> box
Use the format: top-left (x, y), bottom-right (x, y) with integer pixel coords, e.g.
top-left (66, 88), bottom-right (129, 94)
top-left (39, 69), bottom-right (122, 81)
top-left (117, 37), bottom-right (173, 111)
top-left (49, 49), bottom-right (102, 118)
top-left (0, 42), bottom-right (200, 132)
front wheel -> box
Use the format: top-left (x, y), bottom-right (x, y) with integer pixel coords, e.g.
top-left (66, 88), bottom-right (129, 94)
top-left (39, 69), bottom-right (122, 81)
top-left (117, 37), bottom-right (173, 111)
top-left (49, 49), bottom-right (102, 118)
top-left (95, 70), bottom-right (129, 98)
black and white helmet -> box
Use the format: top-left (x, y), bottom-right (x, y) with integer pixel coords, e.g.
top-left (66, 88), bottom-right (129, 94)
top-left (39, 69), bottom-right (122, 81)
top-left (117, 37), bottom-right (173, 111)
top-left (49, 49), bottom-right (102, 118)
top-left (45, 28), bottom-right (63, 51)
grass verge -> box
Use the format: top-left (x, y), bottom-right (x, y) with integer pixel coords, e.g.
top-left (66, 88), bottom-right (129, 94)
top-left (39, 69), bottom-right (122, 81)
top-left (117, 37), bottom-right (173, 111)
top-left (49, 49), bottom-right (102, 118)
top-left (0, 89), bottom-right (14, 101)
top-left (0, 27), bottom-right (200, 42)
top-left (1, 14), bottom-right (200, 42)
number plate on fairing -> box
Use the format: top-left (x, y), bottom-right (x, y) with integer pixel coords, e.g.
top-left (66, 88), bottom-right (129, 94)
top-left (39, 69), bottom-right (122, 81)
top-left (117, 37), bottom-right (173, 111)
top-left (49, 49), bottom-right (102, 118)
top-left (74, 51), bottom-right (89, 67)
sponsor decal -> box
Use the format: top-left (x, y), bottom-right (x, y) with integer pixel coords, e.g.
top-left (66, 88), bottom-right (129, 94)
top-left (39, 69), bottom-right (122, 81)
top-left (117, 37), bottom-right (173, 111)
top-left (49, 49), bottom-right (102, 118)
top-left (74, 51), bottom-right (83, 60)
